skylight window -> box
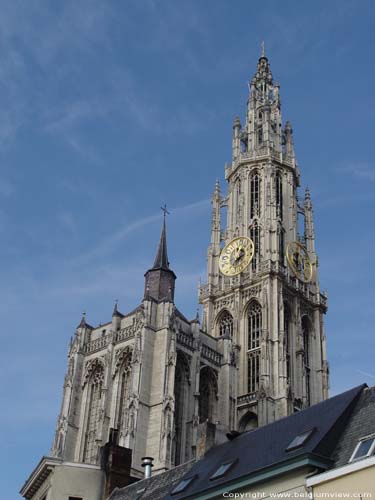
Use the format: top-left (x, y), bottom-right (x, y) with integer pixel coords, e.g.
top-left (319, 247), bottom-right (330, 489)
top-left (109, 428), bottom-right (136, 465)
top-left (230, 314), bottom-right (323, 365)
top-left (171, 475), bottom-right (197, 495)
top-left (209, 460), bottom-right (237, 480)
top-left (350, 436), bottom-right (375, 462)
top-left (286, 428), bottom-right (315, 451)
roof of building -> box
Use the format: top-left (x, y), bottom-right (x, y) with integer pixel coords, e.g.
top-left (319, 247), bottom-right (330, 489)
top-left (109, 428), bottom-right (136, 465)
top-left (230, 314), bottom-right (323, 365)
top-left (110, 385), bottom-right (366, 500)
top-left (110, 461), bottom-right (196, 500)
top-left (332, 385), bottom-right (375, 467)
top-left (163, 384), bottom-right (365, 500)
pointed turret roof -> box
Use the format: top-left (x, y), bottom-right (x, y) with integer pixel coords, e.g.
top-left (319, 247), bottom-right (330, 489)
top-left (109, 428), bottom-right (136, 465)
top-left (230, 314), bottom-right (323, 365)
top-left (144, 211), bottom-right (176, 302)
top-left (152, 217), bottom-right (170, 270)
top-left (77, 312), bottom-right (93, 330)
top-left (112, 300), bottom-right (124, 318)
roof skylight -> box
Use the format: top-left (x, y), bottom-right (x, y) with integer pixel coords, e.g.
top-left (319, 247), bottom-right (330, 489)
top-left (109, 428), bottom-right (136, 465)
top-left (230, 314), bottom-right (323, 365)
top-left (171, 475), bottom-right (197, 495)
top-left (286, 428), bottom-right (315, 451)
top-left (209, 460), bottom-right (237, 480)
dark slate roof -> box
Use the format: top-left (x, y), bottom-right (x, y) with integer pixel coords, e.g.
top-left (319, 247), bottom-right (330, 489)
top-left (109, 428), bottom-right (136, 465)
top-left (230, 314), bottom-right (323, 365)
top-left (152, 218), bottom-right (170, 270)
top-left (110, 461), bottom-right (195, 500)
top-left (165, 384), bottom-right (366, 500)
top-left (174, 307), bottom-right (190, 324)
top-left (332, 385), bottom-right (375, 467)
top-left (112, 302), bottom-right (125, 318)
top-left (124, 304), bottom-right (144, 318)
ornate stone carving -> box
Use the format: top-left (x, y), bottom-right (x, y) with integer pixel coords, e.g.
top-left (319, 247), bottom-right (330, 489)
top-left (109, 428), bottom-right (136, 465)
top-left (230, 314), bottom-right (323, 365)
top-left (112, 345), bottom-right (133, 377)
top-left (82, 357), bottom-right (105, 387)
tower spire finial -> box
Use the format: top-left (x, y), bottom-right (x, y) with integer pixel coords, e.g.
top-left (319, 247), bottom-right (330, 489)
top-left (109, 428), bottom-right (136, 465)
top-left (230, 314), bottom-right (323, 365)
top-left (160, 204), bottom-right (170, 221)
top-left (78, 310), bottom-right (86, 328)
top-left (112, 299), bottom-right (119, 316)
top-left (261, 40), bottom-right (265, 58)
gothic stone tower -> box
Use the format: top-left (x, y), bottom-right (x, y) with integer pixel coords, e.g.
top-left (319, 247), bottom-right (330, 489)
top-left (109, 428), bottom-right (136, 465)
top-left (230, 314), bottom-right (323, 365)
top-left (199, 53), bottom-right (329, 431)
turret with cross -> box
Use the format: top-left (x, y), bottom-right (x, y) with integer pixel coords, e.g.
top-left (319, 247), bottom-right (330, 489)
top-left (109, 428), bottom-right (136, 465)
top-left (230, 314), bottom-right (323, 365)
top-left (144, 205), bottom-right (176, 302)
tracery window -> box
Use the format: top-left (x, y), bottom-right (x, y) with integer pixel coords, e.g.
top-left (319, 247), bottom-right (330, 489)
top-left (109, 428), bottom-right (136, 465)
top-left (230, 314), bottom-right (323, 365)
top-left (248, 302), bottom-right (261, 350)
top-left (258, 126), bottom-right (263, 145)
top-left (83, 364), bottom-right (104, 464)
top-left (218, 311), bottom-right (233, 337)
top-left (257, 113), bottom-right (263, 145)
top-left (275, 171), bottom-right (283, 218)
top-left (247, 302), bottom-right (262, 393)
top-left (284, 305), bottom-right (291, 383)
top-left (250, 221), bottom-right (260, 271)
top-left (278, 225), bottom-right (285, 264)
top-left (199, 367), bottom-right (218, 424)
top-left (174, 353), bottom-right (189, 466)
top-left (247, 351), bottom-right (260, 393)
top-left (302, 316), bottom-right (310, 405)
top-left (250, 172), bottom-right (261, 218)
top-left (116, 355), bottom-right (132, 432)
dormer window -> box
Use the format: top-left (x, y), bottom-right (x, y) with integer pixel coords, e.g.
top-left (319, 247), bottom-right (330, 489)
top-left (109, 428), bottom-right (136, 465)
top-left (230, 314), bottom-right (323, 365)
top-left (350, 435), bottom-right (375, 462)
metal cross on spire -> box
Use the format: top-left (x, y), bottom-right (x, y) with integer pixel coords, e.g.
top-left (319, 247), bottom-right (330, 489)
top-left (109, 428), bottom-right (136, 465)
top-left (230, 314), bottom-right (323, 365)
top-left (261, 40), bottom-right (265, 57)
top-left (160, 204), bottom-right (170, 220)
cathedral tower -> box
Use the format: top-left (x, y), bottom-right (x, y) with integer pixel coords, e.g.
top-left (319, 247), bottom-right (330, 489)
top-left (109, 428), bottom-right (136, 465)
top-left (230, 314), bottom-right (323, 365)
top-left (199, 50), bottom-right (329, 430)
top-left (21, 52), bottom-right (331, 500)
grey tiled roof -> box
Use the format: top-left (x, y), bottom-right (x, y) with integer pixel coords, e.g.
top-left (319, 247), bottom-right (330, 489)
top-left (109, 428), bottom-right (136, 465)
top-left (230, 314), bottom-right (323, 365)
top-left (109, 461), bottom-right (195, 500)
top-left (165, 384), bottom-right (365, 500)
top-left (110, 385), bottom-right (370, 500)
top-left (332, 386), bottom-right (375, 467)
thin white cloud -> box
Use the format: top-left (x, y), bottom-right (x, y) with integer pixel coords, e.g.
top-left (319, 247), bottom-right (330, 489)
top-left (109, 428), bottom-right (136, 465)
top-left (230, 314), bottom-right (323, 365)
top-left (72, 198), bottom-right (210, 265)
top-left (340, 162), bottom-right (375, 182)
top-left (357, 370), bottom-right (375, 379)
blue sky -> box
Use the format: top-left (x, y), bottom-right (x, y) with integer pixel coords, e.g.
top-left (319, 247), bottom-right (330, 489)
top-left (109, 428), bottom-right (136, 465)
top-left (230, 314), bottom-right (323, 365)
top-left (1, 0), bottom-right (375, 497)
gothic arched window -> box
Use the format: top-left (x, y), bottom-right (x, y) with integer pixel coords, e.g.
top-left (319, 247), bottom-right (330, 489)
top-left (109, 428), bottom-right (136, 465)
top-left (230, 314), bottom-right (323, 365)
top-left (278, 225), bottom-right (285, 264)
top-left (199, 367), bottom-right (218, 423)
top-left (83, 363), bottom-right (104, 464)
top-left (248, 302), bottom-right (261, 350)
top-left (302, 316), bottom-right (311, 405)
top-left (247, 351), bottom-right (260, 393)
top-left (250, 172), bottom-right (261, 218)
top-left (218, 310), bottom-right (233, 337)
top-left (238, 411), bottom-right (258, 432)
top-left (116, 354), bottom-right (132, 433)
top-left (250, 221), bottom-right (260, 271)
top-left (257, 114), bottom-right (263, 146)
top-left (284, 304), bottom-right (291, 383)
top-left (174, 353), bottom-right (190, 466)
top-left (275, 171), bottom-right (283, 219)
top-left (247, 302), bottom-right (262, 394)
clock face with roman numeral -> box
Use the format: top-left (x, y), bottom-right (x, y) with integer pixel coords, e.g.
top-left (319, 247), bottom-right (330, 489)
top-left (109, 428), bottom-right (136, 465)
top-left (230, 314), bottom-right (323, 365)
top-left (286, 241), bottom-right (313, 283)
top-left (219, 237), bottom-right (254, 276)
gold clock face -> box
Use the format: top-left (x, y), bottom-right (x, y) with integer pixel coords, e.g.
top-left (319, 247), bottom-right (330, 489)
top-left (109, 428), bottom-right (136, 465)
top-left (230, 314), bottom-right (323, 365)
top-left (219, 237), bottom-right (254, 276)
top-left (286, 241), bottom-right (313, 283)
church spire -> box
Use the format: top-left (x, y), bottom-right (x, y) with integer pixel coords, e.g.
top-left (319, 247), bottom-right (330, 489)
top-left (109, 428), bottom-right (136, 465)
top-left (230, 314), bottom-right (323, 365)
top-left (152, 206), bottom-right (170, 270)
top-left (144, 208), bottom-right (176, 302)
